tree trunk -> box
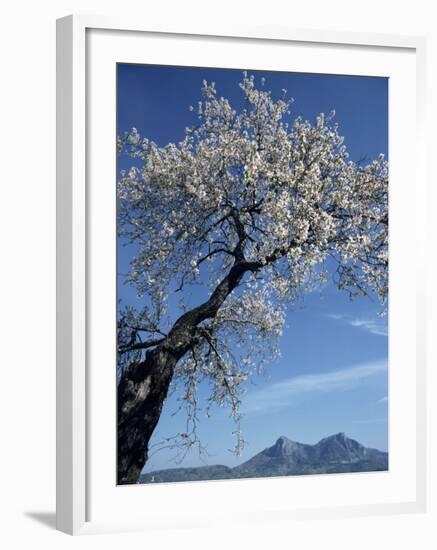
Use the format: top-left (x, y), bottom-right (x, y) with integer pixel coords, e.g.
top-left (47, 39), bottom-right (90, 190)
top-left (117, 346), bottom-right (177, 484)
top-left (117, 258), bottom-right (255, 484)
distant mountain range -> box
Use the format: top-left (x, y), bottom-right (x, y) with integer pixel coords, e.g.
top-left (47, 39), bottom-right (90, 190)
top-left (139, 432), bottom-right (388, 483)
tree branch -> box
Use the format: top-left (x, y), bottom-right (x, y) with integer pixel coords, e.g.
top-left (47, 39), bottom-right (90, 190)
top-left (118, 336), bottom-right (166, 355)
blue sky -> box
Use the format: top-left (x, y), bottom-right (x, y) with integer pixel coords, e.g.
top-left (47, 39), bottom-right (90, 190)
top-left (117, 64), bottom-right (388, 472)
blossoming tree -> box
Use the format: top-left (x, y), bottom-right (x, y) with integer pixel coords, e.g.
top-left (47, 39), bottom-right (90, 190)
top-left (116, 74), bottom-right (388, 484)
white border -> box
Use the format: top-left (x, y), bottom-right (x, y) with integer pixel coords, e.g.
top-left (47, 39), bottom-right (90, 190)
top-left (56, 15), bottom-right (427, 535)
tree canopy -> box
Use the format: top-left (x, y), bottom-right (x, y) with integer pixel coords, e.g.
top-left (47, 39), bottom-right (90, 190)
top-left (117, 73), bottom-right (388, 465)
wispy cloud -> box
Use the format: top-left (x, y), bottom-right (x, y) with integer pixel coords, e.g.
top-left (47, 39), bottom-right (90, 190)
top-left (326, 313), bottom-right (388, 337)
top-left (378, 395), bottom-right (388, 403)
top-left (243, 360), bottom-right (387, 414)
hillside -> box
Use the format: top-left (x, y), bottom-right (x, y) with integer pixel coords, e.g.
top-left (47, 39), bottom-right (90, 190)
top-left (139, 433), bottom-right (388, 483)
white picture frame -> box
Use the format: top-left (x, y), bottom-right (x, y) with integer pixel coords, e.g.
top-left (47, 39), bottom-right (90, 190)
top-left (56, 14), bottom-right (427, 535)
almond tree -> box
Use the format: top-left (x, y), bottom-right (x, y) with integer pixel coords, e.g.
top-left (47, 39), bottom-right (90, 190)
top-left (117, 74), bottom-right (388, 484)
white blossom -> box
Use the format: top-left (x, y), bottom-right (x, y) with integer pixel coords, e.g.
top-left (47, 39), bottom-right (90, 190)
top-left (117, 73), bottom-right (388, 455)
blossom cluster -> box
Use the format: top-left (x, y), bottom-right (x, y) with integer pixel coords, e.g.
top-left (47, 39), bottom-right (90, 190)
top-left (117, 73), bottom-right (388, 454)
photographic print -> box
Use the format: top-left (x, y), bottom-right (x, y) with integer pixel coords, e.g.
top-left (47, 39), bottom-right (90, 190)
top-left (116, 64), bottom-right (388, 486)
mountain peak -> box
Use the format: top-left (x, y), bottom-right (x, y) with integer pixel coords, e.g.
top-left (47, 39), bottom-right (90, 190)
top-left (315, 433), bottom-right (367, 463)
top-left (140, 432), bottom-right (389, 484)
top-left (266, 435), bottom-right (300, 458)
top-left (273, 435), bottom-right (293, 450)
top-left (332, 432), bottom-right (348, 443)
top-left (316, 432), bottom-right (353, 447)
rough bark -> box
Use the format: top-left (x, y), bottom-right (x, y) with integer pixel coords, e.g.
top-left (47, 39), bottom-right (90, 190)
top-left (117, 347), bottom-right (177, 484)
top-left (117, 258), bottom-right (262, 484)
